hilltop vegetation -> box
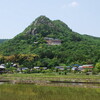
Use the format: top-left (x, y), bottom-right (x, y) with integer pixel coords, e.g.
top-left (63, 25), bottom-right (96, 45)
top-left (0, 16), bottom-right (100, 67)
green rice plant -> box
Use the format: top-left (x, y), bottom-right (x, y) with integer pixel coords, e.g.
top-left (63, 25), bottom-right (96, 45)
top-left (0, 84), bottom-right (100, 100)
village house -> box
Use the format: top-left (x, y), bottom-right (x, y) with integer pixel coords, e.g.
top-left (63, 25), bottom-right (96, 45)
top-left (34, 66), bottom-right (40, 70)
top-left (34, 67), bottom-right (47, 70)
top-left (55, 66), bottom-right (65, 70)
top-left (0, 65), bottom-right (5, 74)
top-left (78, 65), bottom-right (94, 71)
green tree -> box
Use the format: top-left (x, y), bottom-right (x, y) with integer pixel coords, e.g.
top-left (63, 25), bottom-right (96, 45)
top-left (95, 62), bottom-right (100, 72)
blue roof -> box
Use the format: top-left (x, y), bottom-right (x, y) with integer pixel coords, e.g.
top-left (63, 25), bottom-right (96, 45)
top-left (66, 66), bottom-right (72, 68)
top-left (72, 64), bottom-right (81, 67)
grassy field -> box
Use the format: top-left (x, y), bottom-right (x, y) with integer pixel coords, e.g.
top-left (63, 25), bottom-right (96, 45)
top-left (0, 84), bottom-right (100, 100)
top-left (1, 73), bottom-right (100, 79)
top-left (0, 73), bottom-right (100, 100)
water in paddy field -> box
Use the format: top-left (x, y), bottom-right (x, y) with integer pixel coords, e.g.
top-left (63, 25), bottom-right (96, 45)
top-left (0, 81), bottom-right (10, 85)
top-left (0, 80), bottom-right (100, 88)
top-left (49, 81), bottom-right (100, 88)
top-left (0, 82), bottom-right (5, 84)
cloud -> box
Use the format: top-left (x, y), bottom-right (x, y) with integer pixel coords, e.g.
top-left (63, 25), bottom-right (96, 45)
top-left (61, 1), bottom-right (79, 9)
top-left (68, 1), bottom-right (79, 7)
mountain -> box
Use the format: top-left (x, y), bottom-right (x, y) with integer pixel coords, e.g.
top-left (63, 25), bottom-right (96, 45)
top-left (0, 39), bottom-right (8, 43)
top-left (0, 15), bottom-right (100, 66)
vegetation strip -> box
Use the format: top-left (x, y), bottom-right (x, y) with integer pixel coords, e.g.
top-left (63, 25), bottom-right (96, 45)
top-left (51, 81), bottom-right (100, 84)
top-left (0, 80), bottom-right (10, 82)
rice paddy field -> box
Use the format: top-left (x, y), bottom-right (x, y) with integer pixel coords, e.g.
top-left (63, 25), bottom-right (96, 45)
top-left (0, 84), bottom-right (100, 100)
top-left (1, 73), bottom-right (100, 80)
top-left (0, 73), bottom-right (100, 100)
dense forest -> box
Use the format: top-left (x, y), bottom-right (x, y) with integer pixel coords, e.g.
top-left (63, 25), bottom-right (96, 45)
top-left (0, 16), bottom-right (100, 67)
top-left (0, 39), bottom-right (8, 43)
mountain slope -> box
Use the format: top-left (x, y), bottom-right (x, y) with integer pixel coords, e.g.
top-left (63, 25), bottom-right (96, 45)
top-left (0, 39), bottom-right (8, 43)
top-left (0, 15), bottom-right (100, 65)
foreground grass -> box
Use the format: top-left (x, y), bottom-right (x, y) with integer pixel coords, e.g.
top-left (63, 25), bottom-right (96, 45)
top-left (0, 84), bottom-right (100, 100)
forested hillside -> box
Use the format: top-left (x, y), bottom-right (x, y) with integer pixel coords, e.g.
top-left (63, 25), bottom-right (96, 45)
top-left (0, 39), bottom-right (8, 43)
top-left (0, 16), bottom-right (100, 67)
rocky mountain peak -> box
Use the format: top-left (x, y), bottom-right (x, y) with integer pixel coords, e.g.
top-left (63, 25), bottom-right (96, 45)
top-left (33, 15), bottom-right (52, 26)
top-left (26, 15), bottom-right (55, 35)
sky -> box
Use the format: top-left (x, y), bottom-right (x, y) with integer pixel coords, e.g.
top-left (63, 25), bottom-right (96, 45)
top-left (0, 0), bottom-right (100, 39)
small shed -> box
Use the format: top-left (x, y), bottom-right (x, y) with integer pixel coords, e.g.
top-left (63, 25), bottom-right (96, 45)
top-left (13, 64), bottom-right (18, 68)
top-left (42, 67), bottom-right (47, 70)
top-left (22, 67), bottom-right (28, 71)
top-left (66, 66), bottom-right (72, 69)
top-left (55, 66), bottom-right (65, 70)
top-left (72, 67), bottom-right (78, 71)
top-left (0, 65), bottom-right (5, 73)
top-left (34, 67), bottom-right (40, 69)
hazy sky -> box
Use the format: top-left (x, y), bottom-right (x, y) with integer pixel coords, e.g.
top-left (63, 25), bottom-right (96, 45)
top-left (0, 0), bottom-right (100, 39)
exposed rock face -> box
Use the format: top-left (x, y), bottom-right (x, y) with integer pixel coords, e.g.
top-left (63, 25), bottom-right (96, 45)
top-left (26, 28), bottom-right (37, 35)
top-left (26, 28), bottom-right (31, 34)
top-left (31, 28), bottom-right (37, 35)
top-left (34, 16), bottom-right (53, 26)
top-left (26, 15), bottom-right (55, 35)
